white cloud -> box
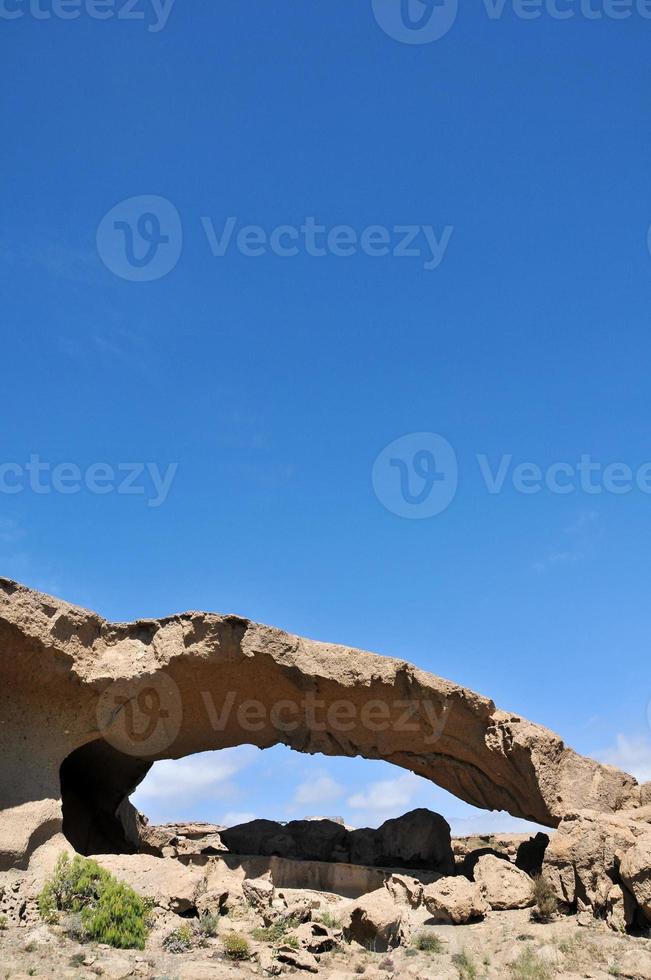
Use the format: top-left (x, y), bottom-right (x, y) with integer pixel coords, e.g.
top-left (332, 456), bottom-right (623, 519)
top-left (131, 747), bottom-right (257, 822)
top-left (447, 811), bottom-right (549, 838)
top-left (346, 773), bottom-right (425, 827)
top-left (293, 775), bottom-right (344, 808)
top-left (600, 735), bottom-right (651, 783)
top-left (221, 811), bottom-right (257, 828)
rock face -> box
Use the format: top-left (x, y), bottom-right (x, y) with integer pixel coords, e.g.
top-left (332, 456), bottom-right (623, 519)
top-left (342, 887), bottom-right (408, 950)
top-left (94, 854), bottom-right (205, 914)
top-left (0, 579), bottom-right (645, 874)
top-left (348, 809), bottom-right (454, 872)
top-left (620, 832), bottom-right (651, 925)
top-left (473, 854), bottom-right (534, 910)
top-left (221, 810), bottom-right (454, 874)
top-left (422, 876), bottom-right (489, 924)
top-left (543, 809), bottom-right (650, 916)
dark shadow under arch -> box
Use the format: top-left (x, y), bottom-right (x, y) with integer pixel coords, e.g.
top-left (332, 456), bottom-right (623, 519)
top-left (60, 740), bottom-right (152, 855)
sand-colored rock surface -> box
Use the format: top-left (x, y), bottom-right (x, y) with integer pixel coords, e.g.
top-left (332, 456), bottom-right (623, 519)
top-left (0, 578), bottom-right (645, 874)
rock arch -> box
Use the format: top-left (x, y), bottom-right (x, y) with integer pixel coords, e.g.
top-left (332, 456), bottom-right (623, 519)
top-left (0, 578), bottom-right (644, 869)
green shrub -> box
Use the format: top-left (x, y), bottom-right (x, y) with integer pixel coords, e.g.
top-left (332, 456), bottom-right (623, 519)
top-left (412, 931), bottom-right (442, 953)
top-left (510, 946), bottom-right (553, 980)
top-left (37, 852), bottom-right (151, 950)
top-left (0, 915), bottom-right (7, 930)
top-left (452, 950), bottom-right (478, 980)
top-left (317, 910), bottom-right (343, 929)
top-left (250, 915), bottom-right (298, 944)
top-left (531, 875), bottom-right (559, 923)
top-left (250, 924), bottom-right (279, 943)
top-left (198, 912), bottom-right (219, 938)
top-left (163, 924), bottom-right (194, 954)
top-left (223, 932), bottom-right (250, 960)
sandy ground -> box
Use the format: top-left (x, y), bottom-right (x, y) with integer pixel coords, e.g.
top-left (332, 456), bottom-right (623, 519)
top-left (2, 905), bottom-right (651, 980)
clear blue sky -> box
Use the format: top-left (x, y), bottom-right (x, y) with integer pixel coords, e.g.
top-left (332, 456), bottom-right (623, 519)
top-left (2, 0), bottom-right (651, 833)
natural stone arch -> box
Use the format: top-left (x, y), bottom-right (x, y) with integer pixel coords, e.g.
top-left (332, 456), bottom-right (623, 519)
top-left (0, 578), bottom-right (645, 869)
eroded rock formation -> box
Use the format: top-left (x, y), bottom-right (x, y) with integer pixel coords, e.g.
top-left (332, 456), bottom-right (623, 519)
top-left (0, 578), bottom-right (647, 875)
top-left (220, 810), bottom-right (455, 874)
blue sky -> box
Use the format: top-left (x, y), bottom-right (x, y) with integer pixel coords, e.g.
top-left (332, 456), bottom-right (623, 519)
top-left (2, 0), bottom-right (651, 834)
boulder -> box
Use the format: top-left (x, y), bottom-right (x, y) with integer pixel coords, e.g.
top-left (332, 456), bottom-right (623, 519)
top-left (543, 809), bottom-right (648, 914)
top-left (383, 873), bottom-right (424, 908)
top-left (342, 887), bottom-right (408, 950)
top-left (515, 832), bottom-right (550, 876)
top-left (94, 854), bottom-right (204, 914)
top-left (348, 809), bottom-right (454, 873)
top-left (222, 817), bottom-right (348, 863)
top-left (473, 853), bottom-right (534, 910)
top-left (422, 876), bottom-right (488, 924)
top-left (619, 831), bottom-right (651, 925)
top-left (242, 873), bottom-right (274, 911)
top-left (196, 887), bottom-right (229, 917)
top-left (293, 921), bottom-right (340, 953)
top-left (221, 810), bottom-right (454, 872)
top-left (606, 883), bottom-right (636, 933)
top-left (458, 846), bottom-right (510, 880)
top-left (275, 944), bottom-right (319, 972)
top-left (616, 949), bottom-right (651, 980)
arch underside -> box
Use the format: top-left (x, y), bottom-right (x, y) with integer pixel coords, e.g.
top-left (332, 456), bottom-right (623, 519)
top-left (0, 578), bottom-right (643, 868)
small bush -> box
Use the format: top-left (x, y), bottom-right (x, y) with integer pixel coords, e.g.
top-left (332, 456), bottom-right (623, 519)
top-left (318, 909), bottom-right (343, 929)
top-left (250, 915), bottom-right (298, 944)
top-left (412, 931), bottom-right (442, 953)
top-left (453, 950), bottom-right (478, 980)
top-left (223, 932), bottom-right (250, 960)
top-left (69, 953), bottom-right (86, 967)
top-left (163, 924), bottom-right (194, 954)
top-left (198, 912), bottom-right (219, 938)
top-left (0, 915), bottom-right (7, 930)
top-left (531, 875), bottom-right (559, 923)
top-left (37, 852), bottom-right (151, 950)
top-left (510, 946), bottom-right (553, 980)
